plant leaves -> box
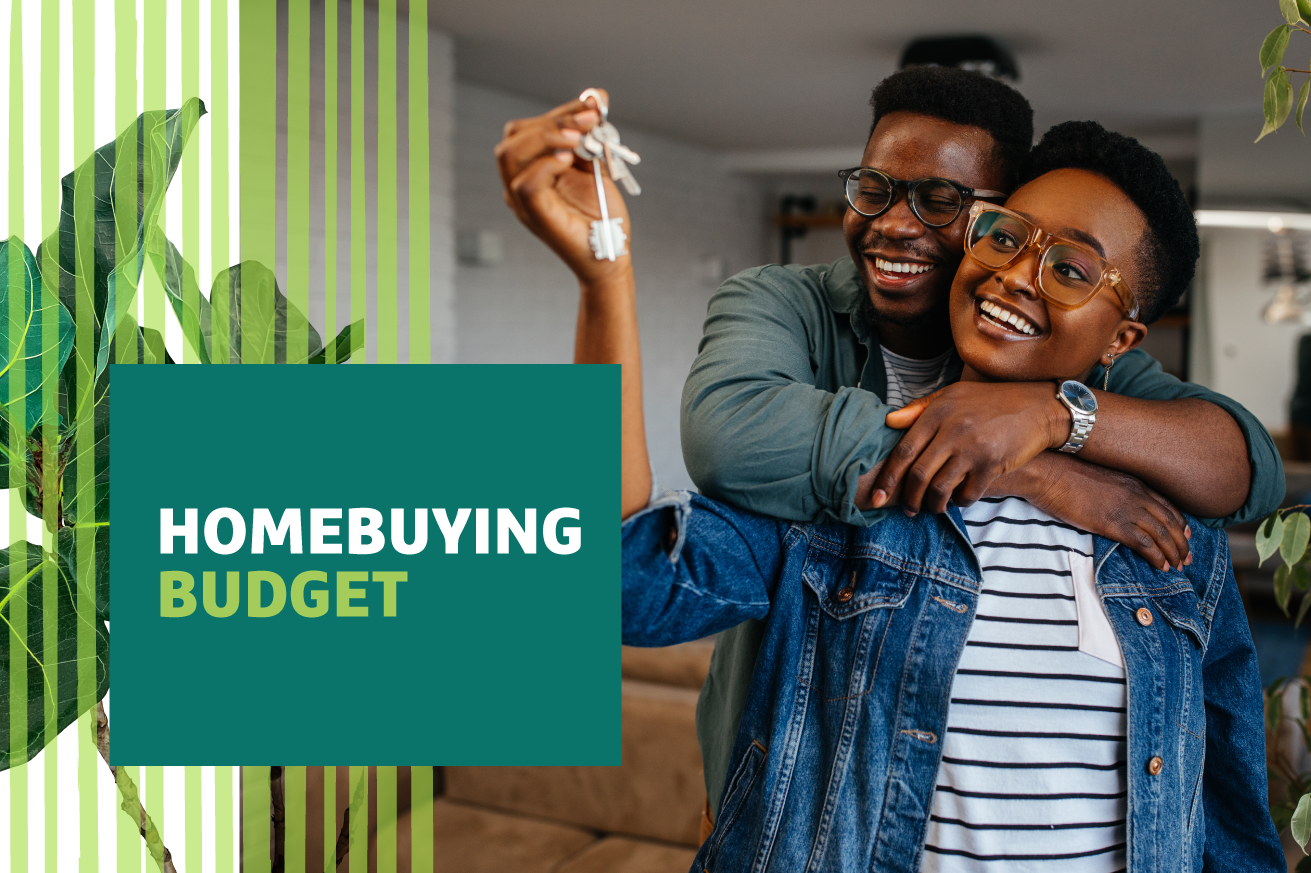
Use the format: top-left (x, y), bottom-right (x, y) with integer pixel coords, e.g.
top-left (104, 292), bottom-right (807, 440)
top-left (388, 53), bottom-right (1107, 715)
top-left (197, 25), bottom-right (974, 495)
top-left (1283, 0), bottom-right (1303, 24)
top-left (1283, 511), bottom-right (1311, 565)
top-left (208, 261), bottom-right (323, 364)
top-left (1294, 793), bottom-right (1311, 849)
top-left (57, 524), bottom-right (109, 622)
top-left (1277, 71), bottom-right (1297, 129)
top-left (1298, 76), bottom-right (1311, 132)
top-left (0, 239), bottom-right (76, 432)
top-left (0, 541), bottom-right (110, 772)
top-left (308, 319), bottom-right (366, 365)
top-left (86, 99), bottom-right (206, 377)
top-left (1277, 564), bottom-right (1293, 615)
top-left (1298, 588), bottom-right (1311, 628)
top-left (1301, 0), bottom-right (1311, 24)
top-left (1263, 25), bottom-right (1292, 75)
top-left (1258, 512), bottom-right (1286, 564)
top-left (1259, 71), bottom-right (1291, 141)
top-left (59, 366), bottom-right (110, 528)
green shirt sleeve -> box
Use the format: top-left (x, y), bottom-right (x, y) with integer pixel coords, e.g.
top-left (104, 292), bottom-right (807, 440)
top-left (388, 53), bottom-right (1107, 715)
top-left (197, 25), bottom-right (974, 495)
top-left (680, 263), bottom-right (897, 526)
top-left (1098, 348), bottom-right (1284, 528)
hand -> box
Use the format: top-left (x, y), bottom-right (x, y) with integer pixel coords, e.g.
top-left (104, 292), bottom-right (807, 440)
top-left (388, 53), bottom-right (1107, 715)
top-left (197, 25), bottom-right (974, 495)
top-left (870, 381), bottom-right (1069, 514)
top-left (992, 452), bottom-right (1191, 572)
top-left (495, 90), bottom-right (632, 286)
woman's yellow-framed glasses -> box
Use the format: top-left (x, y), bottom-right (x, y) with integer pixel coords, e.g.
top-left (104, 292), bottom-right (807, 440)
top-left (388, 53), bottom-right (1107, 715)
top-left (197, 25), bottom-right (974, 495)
top-left (964, 202), bottom-right (1139, 319)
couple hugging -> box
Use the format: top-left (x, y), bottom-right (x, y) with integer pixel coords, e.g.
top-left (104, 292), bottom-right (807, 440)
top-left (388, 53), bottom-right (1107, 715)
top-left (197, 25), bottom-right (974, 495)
top-left (496, 66), bottom-right (1285, 872)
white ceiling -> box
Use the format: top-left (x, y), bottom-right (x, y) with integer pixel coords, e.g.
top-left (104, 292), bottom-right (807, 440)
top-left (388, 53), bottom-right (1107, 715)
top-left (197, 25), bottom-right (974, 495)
top-left (433, 0), bottom-right (1279, 152)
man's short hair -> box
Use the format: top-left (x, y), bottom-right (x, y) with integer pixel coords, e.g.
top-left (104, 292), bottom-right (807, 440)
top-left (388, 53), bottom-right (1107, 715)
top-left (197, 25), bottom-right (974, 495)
top-left (870, 66), bottom-right (1034, 190)
top-left (1017, 121), bottom-right (1198, 325)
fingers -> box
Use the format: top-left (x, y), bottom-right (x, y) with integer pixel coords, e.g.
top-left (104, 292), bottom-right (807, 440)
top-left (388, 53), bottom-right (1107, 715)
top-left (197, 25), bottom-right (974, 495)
top-left (920, 456), bottom-right (976, 515)
top-left (896, 442), bottom-right (957, 515)
top-left (883, 386), bottom-right (949, 430)
top-left (871, 418), bottom-right (939, 509)
top-left (1137, 487), bottom-right (1191, 569)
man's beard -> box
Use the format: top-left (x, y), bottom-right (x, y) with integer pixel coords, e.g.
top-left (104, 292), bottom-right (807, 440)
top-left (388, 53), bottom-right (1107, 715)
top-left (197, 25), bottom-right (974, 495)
top-left (850, 287), bottom-right (950, 336)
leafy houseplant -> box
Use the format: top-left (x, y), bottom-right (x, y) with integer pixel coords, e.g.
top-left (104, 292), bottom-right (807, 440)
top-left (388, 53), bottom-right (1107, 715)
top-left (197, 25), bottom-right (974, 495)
top-left (1258, 0), bottom-right (1311, 138)
top-left (0, 98), bottom-right (363, 870)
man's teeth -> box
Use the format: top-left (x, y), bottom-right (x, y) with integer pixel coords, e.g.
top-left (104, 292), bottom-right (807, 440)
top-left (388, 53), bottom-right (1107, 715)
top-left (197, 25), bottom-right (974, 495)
top-left (875, 257), bottom-right (933, 275)
top-left (979, 299), bottom-right (1037, 336)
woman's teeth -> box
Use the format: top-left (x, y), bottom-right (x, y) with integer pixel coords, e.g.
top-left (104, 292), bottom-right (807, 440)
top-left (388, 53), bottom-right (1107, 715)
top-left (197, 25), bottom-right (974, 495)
top-left (875, 257), bottom-right (933, 275)
top-left (979, 299), bottom-right (1037, 336)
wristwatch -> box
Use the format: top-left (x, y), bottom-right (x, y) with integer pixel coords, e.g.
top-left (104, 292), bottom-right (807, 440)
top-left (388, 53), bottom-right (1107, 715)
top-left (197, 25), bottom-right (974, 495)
top-left (1055, 379), bottom-right (1097, 453)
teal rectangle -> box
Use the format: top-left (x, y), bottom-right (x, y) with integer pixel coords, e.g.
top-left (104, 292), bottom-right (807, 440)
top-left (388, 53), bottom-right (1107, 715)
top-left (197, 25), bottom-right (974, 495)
top-left (111, 365), bottom-right (620, 764)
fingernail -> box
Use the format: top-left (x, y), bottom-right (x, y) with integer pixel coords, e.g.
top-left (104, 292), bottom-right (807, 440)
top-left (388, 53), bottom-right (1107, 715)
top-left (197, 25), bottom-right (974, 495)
top-left (1185, 554), bottom-right (1192, 566)
top-left (573, 110), bottom-right (598, 126)
top-left (1162, 562), bottom-right (1169, 572)
top-left (554, 149), bottom-right (574, 163)
top-left (903, 509), bottom-right (916, 518)
top-left (561, 128), bottom-right (582, 143)
top-left (1185, 526), bottom-right (1191, 539)
top-left (871, 489), bottom-right (887, 508)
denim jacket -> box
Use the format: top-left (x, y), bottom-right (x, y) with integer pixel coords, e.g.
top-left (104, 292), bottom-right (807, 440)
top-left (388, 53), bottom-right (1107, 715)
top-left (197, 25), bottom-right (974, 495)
top-left (622, 491), bottom-right (1283, 872)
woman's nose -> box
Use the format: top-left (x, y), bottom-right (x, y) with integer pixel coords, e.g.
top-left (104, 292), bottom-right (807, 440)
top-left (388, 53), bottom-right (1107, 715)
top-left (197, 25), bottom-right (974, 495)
top-left (994, 252), bottom-right (1041, 299)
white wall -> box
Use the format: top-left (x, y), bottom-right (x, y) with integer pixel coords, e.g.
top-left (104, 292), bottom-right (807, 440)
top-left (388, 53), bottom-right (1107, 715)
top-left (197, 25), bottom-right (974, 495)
top-left (1197, 227), bottom-right (1305, 431)
top-left (453, 82), bottom-right (767, 489)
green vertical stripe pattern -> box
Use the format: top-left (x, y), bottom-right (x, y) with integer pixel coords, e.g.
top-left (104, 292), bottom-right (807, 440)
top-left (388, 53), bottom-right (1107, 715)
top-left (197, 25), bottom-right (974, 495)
top-left (216, 765), bottom-right (235, 873)
top-left (116, 764), bottom-right (140, 873)
top-left (239, 0), bottom-right (276, 367)
top-left (287, 0), bottom-right (309, 364)
top-left (182, 0), bottom-right (200, 366)
top-left (324, 766), bottom-right (337, 873)
top-left (350, 0), bottom-right (366, 357)
top-left (243, 766), bottom-right (271, 873)
top-left (408, 1), bottom-right (429, 366)
top-left (71, 0), bottom-right (98, 863)
top-left (8, 2), bottom-right (29, 870)
top-left (324, 3), bottom-right (339, 363)
top-left (376, 766), bottom-right (396, 873)
top-left (285, 766), bottom-right (306, 873)
top-left (348, 765), bottom-right (367, 873)
top-left (39, 0), bottom-right (59, 868)
top-left (376, 0), bottom-right (396, 364)
top-left (411, 766), bottom-right (433, 873)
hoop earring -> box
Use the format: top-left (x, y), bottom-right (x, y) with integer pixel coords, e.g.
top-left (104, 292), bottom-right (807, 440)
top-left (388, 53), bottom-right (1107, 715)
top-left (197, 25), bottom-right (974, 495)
top-left (1103, 351), bottom-right (1116, 391)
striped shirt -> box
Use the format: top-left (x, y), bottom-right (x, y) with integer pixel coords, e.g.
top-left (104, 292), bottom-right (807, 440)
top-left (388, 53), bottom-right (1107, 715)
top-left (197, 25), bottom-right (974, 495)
top-left (921, 497), bottom-right (1128, 873)
top-left (882, 346), bottom-right (953, 408)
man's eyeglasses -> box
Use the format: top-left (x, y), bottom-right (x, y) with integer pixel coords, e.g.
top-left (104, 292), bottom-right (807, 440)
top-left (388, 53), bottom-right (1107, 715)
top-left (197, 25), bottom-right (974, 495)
top-left (964, 202), bottom-right (1139, 319)
top-left (838, 167), bottom-right (1007, 228)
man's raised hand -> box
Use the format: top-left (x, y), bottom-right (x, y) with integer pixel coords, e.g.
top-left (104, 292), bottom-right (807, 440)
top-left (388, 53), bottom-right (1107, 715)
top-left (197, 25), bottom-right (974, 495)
top-left (495, 90), bottom-right (632, 285)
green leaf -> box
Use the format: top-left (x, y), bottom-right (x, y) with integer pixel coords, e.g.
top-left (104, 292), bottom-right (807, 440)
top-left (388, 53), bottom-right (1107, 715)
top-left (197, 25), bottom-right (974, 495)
top-left (0, 541), bottom-right (110, 772)
top-left (308, 319), bottom-right (366, 365)
top-left (1282, 0), bottom-right (1303, 24)
top-left (57, 524), bottom-right (109, 622)
top-left (0, 239), bottom-right (76, 432)
top-left (59, 367), bottom-right (110, 528)
top-left (1258, 70), bottom-right (1295, 141)
top-left (208, 261), bottom-right (323, 364)
top-left (1262, 25), bottom-right (1292, 75)
top-left (1300, 0), bottom-right (1311, 24)
top-left (34, 100), bottom-right (205, 381)
top-left (1297, 588), bottom-right (1311, 628)
top-left (1277, 564), bottom-right (1293, 615)
top-left (1294, 793), bottom-right (1311, 849)
top-left (1298, 76), bottom-right (1310, 132)
top-left (1283, 511), bottom-right (1310, 565)
top-left (1259, 512), bottom-right (1286, 564)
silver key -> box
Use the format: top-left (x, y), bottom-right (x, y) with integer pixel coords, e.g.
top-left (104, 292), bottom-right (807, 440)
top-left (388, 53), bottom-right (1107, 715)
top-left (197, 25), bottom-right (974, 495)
top-left (574, 89), bottom-right (641, 260)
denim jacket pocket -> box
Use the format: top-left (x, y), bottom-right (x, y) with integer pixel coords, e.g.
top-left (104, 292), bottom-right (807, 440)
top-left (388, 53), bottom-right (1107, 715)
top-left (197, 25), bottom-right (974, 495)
top-left (802, 549), bottom-right (916, 620)
top-left (1147, 585), bottom-right (1209, 654)
top-left (704, 739), bottom-right (768, 871)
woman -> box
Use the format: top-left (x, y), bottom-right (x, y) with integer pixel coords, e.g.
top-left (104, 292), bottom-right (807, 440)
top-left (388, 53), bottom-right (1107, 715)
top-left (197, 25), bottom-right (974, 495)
top-left (499, 102), bottom-right (1282, 871)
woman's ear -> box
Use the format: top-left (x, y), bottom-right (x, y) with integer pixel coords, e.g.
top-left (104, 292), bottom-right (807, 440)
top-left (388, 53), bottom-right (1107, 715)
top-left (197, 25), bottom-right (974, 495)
top-left (1106, 319), bottom-right (1147, 360)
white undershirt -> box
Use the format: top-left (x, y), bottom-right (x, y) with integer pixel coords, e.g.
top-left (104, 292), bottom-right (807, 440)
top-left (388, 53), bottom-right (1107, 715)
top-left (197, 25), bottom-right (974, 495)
top-left (882, 346), bottom-right (953, 408)
top-left (920, 496), bottom-right (1128, 873)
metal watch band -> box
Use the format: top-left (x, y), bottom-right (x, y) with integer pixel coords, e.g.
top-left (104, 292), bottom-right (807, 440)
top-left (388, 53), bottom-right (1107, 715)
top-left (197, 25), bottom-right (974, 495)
top-left (1056, 380), bottom-right (1096, 453)
top-left (1058, 410), bottom-right (1095, 453)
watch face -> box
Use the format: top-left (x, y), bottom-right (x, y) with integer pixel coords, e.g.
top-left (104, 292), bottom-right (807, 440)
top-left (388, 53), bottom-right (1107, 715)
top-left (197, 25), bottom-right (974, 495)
top-left (1060, 380), bottom-right (1097, 414)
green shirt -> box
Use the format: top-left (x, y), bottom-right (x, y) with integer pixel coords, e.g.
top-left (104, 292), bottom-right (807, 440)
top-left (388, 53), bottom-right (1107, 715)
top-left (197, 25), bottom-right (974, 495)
top-left (682, 256), bottom-right (1284, 813)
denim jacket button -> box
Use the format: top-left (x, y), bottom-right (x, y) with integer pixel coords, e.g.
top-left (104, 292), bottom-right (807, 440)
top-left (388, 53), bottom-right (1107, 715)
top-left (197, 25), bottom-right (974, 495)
top-left (1147, 756), bottom-right (1164, 775)
top-left (836, 585), bottom-right (855, 603)
top-left (1136, 607), bottom-right (1153, 627)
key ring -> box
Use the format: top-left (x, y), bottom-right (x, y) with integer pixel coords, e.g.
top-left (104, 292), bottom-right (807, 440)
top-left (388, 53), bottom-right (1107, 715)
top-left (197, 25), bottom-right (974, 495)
top-left (578, 88), bottom-right (608, 122)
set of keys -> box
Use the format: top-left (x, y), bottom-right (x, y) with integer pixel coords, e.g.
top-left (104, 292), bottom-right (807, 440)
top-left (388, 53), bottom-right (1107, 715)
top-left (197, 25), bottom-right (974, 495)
top-left (574, 88), bottom-right (641, 261)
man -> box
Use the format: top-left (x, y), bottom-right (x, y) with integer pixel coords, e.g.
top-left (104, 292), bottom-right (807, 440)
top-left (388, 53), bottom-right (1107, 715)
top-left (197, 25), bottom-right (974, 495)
top-left (679, 65), bottom-right (1282, 823)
